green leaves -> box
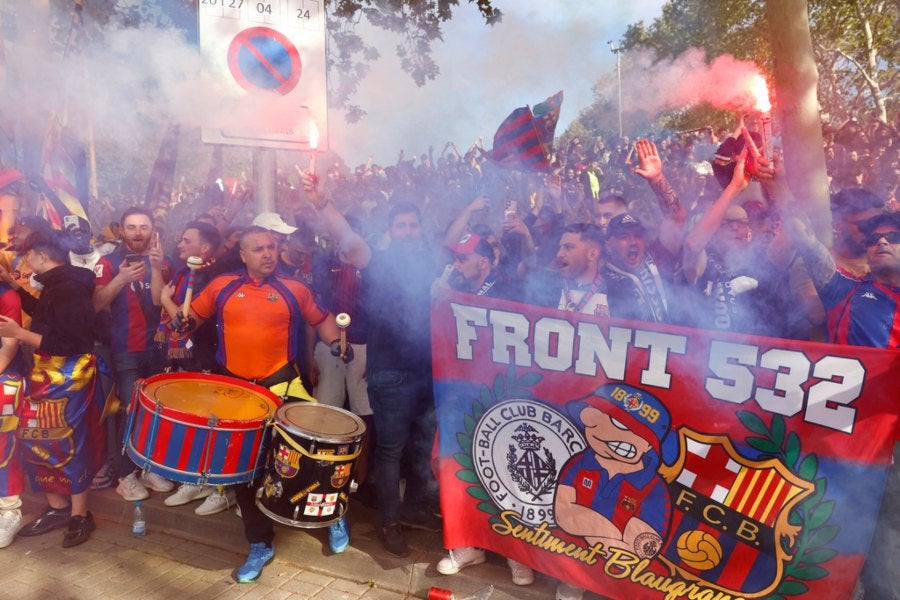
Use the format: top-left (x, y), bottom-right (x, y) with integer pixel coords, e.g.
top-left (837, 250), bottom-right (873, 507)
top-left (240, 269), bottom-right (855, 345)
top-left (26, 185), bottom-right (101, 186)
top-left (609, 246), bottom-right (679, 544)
top-left (738, 410), bottom-right (770, 436)
top-left (454, 367), bottom-right (541, 522)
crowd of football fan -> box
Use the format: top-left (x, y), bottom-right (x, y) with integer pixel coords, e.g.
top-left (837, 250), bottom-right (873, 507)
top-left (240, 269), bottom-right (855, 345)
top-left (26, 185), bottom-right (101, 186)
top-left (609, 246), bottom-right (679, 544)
top-left (0, 109), bottom-right (896, 600)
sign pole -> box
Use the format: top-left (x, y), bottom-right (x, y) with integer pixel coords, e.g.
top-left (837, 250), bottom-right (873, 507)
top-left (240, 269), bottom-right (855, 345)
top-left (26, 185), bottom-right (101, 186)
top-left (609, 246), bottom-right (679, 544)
top-left (253, 147), bottom-right (276, 214)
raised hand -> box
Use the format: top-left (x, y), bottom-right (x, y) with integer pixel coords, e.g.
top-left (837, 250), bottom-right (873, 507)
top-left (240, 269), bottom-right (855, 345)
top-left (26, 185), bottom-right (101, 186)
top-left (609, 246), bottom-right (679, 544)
top-left (633, 139), bottom-right (663, 182)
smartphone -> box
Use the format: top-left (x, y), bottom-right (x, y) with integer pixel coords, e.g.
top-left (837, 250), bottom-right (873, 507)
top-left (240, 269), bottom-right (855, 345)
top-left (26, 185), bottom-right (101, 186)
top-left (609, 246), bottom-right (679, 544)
top-left (63, 215), bottom-right (80, 230)
top-left (125, 254), bottom-right (143, 265)
top-left (504, 199), bottom-right (518, 219)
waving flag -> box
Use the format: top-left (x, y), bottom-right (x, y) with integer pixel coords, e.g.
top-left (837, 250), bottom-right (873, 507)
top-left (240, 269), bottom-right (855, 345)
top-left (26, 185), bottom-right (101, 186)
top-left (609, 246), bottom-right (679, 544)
top-left (34, 2), bottom-right (90, 227)
top-left (36, 115), bottom-right (89, 227)
top-left (486, 91), bottom-right (563, 172)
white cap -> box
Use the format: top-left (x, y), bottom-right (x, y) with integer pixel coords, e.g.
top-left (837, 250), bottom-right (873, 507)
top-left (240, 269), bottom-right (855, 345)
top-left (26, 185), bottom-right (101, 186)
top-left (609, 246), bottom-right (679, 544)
top-left (252, 212), bottom-right (297, 235)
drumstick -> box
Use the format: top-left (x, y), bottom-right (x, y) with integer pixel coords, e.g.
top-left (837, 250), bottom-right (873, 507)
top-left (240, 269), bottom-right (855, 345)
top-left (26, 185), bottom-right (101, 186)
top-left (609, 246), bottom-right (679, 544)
top-left (181, 256), bottom-right (204, 317)
top-left (335, 313), bottom-right (351, 357)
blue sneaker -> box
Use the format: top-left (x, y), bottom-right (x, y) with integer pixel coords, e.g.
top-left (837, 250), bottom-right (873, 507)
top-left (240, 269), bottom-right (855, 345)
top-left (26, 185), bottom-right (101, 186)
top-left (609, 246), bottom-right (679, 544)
top-left (328, 519), bottom-right (350, 554)
top-left (235, 542), bottom-right (274, 583)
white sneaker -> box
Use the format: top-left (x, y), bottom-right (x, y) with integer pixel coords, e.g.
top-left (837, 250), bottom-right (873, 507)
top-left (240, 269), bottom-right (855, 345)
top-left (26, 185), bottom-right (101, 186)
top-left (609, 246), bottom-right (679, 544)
top-left (508, 558), bottom-right (534, 586)
top-left (0, 510), bottom-right (22, 548)
top-left (116, 472), bottom-right (150, 502)
top-left (195, 491), bottom-right (233, 516)
top-left (139, 471), bottom-right (175, 493)
top-left (556, 582), bottom-right (584, 600)
top-left (164, 484), bottom-right (211, 507)
top-left (436, 546), bottom-right (486, 575)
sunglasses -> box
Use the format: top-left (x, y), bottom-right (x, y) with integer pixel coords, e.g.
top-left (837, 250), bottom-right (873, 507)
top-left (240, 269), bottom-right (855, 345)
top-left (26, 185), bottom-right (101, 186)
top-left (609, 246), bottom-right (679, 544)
top-left (865, 231), bottom-right (900, 246)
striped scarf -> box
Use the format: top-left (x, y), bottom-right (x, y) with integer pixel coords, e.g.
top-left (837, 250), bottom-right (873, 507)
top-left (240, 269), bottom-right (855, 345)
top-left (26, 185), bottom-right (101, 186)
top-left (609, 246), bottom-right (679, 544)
top-left (155, 260), bottom-right (215, 359)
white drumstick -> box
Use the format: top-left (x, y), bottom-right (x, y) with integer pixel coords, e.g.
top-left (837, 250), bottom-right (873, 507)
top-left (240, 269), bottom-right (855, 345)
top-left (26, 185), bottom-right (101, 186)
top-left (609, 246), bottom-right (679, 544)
top-left (336, 312), bottom-right (351, 356)
top-left (181, 256), bottom-right (203, 317)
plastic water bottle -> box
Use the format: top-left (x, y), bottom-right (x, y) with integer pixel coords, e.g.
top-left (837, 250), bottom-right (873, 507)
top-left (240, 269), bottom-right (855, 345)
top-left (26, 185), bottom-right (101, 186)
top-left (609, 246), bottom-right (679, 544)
top-left (132, 501), bottom-right (146, 537)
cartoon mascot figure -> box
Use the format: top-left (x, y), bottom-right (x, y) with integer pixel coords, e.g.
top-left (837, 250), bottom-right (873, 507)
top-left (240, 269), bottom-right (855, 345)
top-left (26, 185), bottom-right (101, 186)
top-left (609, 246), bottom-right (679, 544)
top-left (554, 383), bottom-right (678, 559)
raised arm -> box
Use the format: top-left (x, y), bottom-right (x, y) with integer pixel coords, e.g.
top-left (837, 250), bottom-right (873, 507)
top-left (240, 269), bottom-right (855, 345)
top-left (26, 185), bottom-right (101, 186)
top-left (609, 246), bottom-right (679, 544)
top-left (443, 194), bottom-right (489, 247)
top-left (302, 172), bottom-right (371, 270)
top-left (634, 139), bottom-right (687, 255)
top-left (681, 148), bottom-right (751, 284)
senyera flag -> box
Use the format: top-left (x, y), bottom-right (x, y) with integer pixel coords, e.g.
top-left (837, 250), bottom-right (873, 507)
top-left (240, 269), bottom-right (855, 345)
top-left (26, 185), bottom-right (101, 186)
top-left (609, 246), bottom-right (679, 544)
top-left (432, 292), bottom-right (898, 600)
top-left (485, 91), bottom-right (563, 172)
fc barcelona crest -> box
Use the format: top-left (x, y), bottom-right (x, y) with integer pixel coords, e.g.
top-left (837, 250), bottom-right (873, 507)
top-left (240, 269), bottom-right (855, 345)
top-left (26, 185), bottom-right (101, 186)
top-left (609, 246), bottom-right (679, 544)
top-left (274, 444), bottom-right (300, 478)
top-left (658, 429), bottom-right (816, 597)
top-left (331, 463), bottom-right (351, 488)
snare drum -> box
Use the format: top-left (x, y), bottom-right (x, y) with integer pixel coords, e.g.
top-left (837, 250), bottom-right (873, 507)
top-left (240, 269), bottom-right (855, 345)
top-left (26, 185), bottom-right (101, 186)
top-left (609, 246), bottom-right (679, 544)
top-left (256, 403), bottom-right (366, 528)
top-left (124, 372), bottom-right (280, 485)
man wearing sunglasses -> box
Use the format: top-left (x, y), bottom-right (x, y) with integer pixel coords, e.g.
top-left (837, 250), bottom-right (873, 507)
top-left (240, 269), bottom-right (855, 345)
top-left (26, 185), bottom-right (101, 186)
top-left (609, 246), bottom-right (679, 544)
top-left (790, 211), bottom-right (900, 348)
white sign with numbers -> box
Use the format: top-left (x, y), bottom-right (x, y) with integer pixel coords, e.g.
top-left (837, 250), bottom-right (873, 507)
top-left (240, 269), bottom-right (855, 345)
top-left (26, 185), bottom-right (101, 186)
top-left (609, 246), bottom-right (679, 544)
top-left (199, 0), bottom-right (328, 151)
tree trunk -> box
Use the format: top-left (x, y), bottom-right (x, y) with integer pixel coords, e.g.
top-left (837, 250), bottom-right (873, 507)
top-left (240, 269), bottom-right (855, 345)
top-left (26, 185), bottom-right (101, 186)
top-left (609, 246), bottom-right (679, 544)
top-left (854, 0), bottom-right (887, 122)
top-left (765, 0), bottom-right (832, 245)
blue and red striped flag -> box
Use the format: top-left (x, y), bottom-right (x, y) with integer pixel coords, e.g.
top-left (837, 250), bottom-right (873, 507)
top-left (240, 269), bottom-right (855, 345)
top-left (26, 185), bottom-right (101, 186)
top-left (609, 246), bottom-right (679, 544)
top-left (486, 91), bottom-right (563, 172)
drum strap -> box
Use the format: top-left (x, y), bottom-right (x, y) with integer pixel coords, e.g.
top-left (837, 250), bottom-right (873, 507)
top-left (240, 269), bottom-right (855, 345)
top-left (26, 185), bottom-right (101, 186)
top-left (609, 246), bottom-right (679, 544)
top-left (273, 424), bottom-right (361, 462)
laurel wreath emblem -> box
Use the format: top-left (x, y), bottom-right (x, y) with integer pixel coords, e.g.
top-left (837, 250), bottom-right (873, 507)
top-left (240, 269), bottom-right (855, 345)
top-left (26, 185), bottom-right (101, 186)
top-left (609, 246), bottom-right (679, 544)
top-left (453, 365), bottom-right (543, 518)
top-left (736, 410), bottom-right (836, 600)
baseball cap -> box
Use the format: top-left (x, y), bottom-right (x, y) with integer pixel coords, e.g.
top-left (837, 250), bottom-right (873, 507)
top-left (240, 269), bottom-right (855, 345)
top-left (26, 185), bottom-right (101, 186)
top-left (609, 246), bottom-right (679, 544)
top-left (16, 216), bottom-right (52, 233)
top-left (64, 216), bottom-right (92, 234)
top-left (449, 233), bottom-right (494, 259)
top-left (567, 383), bottom-right (678, 466)
top-left (860, 212), bottom-right (900, 234)
top-left (606, 212), bottom-right (646, 238)
top-left (252, 212), bottom-right (297, 235)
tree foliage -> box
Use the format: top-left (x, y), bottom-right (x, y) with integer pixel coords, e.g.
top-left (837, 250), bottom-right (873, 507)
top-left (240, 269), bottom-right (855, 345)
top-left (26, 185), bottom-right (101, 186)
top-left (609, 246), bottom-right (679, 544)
top-left (76, 0), bottom-right (500, 123)
top-left (326, 0), bottom-right (501, 121)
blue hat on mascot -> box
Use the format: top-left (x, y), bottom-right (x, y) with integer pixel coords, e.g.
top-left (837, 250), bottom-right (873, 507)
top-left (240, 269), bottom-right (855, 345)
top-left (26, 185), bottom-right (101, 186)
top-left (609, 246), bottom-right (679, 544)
top-left (567, 383), bottom-right (679, 466)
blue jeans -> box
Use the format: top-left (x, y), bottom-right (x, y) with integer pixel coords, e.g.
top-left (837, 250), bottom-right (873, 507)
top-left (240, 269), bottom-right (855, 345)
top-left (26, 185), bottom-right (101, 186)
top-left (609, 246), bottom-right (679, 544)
top-left (367, 368), bottom-right (435, 526)
top-left (113, 349), bottom-right (165, 477)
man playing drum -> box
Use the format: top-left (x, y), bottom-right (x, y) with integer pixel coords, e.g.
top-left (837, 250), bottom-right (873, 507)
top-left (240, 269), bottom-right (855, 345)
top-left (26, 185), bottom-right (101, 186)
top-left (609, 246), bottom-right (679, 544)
top-left (176, 225), bottom-right (352, 583)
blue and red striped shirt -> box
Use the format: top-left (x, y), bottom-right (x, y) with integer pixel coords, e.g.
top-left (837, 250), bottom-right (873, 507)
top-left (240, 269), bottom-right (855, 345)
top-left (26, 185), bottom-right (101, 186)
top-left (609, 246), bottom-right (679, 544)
top-left (94, 248), bottom-right (171, 353)
top-left (821, 272), bottom-right (900, 348)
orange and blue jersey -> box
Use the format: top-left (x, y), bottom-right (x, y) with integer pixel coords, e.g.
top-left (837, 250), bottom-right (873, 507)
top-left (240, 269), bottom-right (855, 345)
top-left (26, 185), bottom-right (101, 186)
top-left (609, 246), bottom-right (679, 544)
top-left (557, 450), bottom-right (671, 536)
top-left (191, 271), bottom-right (328, 381)
top-left (821, 272), bottom-right (900, 348)
top-left (94, 248), bottom-right (171, 353)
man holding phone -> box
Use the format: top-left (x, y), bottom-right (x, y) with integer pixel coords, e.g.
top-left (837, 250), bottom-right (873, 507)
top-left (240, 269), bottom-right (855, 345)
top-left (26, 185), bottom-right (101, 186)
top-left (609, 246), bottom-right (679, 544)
top-left (92, 207), bottom-right (173, 502)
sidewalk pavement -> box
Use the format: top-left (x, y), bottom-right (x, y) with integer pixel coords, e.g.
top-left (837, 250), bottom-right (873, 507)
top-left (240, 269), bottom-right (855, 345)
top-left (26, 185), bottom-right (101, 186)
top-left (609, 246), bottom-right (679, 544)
top-left (8, 487), bottom-right (590, 599)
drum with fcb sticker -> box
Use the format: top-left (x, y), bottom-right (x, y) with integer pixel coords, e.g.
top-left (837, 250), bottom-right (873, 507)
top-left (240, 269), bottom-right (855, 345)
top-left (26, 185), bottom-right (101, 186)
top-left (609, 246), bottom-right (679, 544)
top-left (256, 402), bottom-right (366, 528)
top-left (124, 372), bottom-right (280, 485)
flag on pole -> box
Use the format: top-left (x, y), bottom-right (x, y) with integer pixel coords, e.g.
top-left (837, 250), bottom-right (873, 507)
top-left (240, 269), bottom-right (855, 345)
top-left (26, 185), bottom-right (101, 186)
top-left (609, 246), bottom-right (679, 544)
top-left (33, 1), bottom-right (90, 228)
top-left (144, 124), bottom-right (180, 208)
top-left (485, 91), bottom-right (563, 172)
top-left (35, 115), bottom-right (89, 228)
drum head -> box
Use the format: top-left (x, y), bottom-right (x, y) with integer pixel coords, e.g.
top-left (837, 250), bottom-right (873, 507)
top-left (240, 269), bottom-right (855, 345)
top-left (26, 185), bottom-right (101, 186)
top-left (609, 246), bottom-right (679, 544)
top-left (143, 376), bottom-right (276, 421)
top-left (276, 403), bottom-right (366, 443)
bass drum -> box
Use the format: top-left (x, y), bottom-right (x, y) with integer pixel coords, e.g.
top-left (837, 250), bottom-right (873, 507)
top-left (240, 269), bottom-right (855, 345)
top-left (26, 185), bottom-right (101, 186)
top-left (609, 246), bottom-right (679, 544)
top-left (124, 372), bottom-right (280, 485)
top-left (256, 402), bottom-right (366, 528)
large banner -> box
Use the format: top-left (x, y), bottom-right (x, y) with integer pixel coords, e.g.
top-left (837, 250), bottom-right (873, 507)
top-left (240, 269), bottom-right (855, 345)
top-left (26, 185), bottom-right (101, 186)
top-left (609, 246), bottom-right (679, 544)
top-left (432, 293), bottom-right (899, 600)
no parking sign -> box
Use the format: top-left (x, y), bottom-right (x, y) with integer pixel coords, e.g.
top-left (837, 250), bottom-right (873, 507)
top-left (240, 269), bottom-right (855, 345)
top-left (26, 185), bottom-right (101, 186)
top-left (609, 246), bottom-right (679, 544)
top-left (199, 0), bottom-right (327, 151)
